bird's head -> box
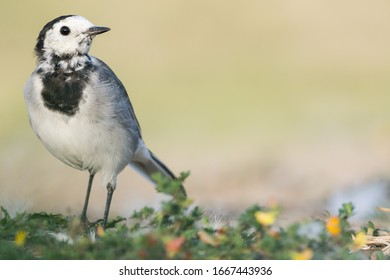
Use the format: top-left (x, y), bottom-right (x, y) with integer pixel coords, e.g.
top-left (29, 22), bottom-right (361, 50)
top-left (35, 15), bottom-right (110, 61)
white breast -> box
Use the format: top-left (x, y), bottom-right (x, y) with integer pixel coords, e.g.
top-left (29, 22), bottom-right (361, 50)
top-left (24, 72), bottom-right (134, 186)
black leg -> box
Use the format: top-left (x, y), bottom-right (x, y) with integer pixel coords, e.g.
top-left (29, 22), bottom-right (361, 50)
top-left (81, 173), bottom-right (95, 222)
top-left (102, 184), bottom-right (115, 229)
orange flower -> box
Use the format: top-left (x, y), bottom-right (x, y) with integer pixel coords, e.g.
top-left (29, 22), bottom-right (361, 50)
top-left (378, 207), bottom-right (390, 212)
top-left (96, 225), bottom-right (105, 237)
top-left (165, 237), bottom-right (185, 257)
top-left (326, 216), bottom-right (341, 236)
top-left (198, 230), bottom-right (219, 246)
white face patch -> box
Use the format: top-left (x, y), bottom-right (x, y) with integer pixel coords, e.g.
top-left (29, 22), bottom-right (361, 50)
top-left (43, 16), bottom-right (95, 58)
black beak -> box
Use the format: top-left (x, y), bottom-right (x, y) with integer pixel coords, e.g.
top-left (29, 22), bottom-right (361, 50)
top-left (84, 26), bottom-right (110, 36)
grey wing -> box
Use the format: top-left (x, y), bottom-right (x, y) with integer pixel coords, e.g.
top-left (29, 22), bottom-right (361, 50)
top-left (92, 58), bottom-right (186, 197)
top-left (92, 56), bottom-right (142, 138)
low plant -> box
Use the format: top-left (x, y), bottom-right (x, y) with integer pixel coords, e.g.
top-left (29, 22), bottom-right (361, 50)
top-left (0, 173), bottom-right (388, 259)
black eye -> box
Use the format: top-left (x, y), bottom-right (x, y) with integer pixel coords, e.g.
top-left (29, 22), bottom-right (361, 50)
top-left (60, 26), bottom-right (70, 36)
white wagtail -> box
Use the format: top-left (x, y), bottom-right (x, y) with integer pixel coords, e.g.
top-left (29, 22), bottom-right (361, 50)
top-left (24, 15), bottom-right (186, 229)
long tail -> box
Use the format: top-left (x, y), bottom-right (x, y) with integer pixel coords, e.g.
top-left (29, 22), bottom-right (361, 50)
top-left (130, 143), bottom-right (187, 197)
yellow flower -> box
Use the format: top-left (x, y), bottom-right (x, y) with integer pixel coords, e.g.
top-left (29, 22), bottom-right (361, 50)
top-left (352, 231), bottom-right (367, 249)
top-left (291, 248), bottom-right (313, 260)
top-left (255, 211), bottom-right (278, 227)
top-left (15, 230), bottom-right (27, 247)
top-left (326, 216), bottom-right (341, 236)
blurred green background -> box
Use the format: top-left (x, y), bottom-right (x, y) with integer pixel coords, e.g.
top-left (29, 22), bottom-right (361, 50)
top-left (2, 0), bottom-right (390, 223)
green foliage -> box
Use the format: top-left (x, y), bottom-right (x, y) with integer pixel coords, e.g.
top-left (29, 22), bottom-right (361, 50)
top-left (0, 176), bottom-right (388, 259)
